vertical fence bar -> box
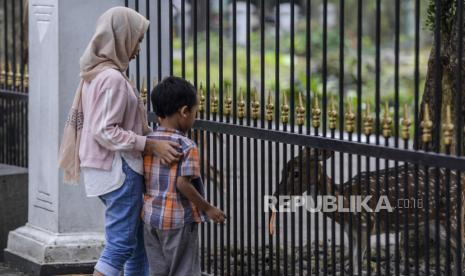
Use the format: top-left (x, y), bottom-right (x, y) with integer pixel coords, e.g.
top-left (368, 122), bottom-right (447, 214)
top-left (4, 0), bottom-right (8, 90)
top-left (253, 105), bottom-right (259, 276)
top-left (145, 0), bottom-right (151, 112)
top-left (316, 1), bottom-right (327, 274)
top-left (289, 1), bottom-right (296, 275)
top-left (135, 0), bottom-right (140, 90)
top-left (330, 114), bottom-right (336, 275)
top-left (338, 0), bottom-right (345, 274)
top-left (455, 0), bottom-right (463, 275)
top-left (205, 1), bottom-right (211, 273)
top-left (239, 106), bottom-right (245, 276)
top-left (433, 0), bottom-right (443, 273)
top-left (413, 0), bottom-right (420, 274)
top-left (157, 0), bottom-right (162, 82)
top-left (282, 99), bottom-right (288, 276)
top-left (274, 1), bottom-right (281, 275)
top-left (169, 0), bottom-right (173, 76)
top-left (402, 119), bottom-right (411, 275)
top-left (3, 0), bottom-right (8, 164)
top-left (393, 1), bottom-right (401, 275)
top-left (356, 0), bottom-right (363, 274)
top-left (374, 1), bottom-right (381, 274)
top-left (245, 2), bottom-right (252, 275)
top-left (383, 110), bottom-right (391, 276)
top-left (218, 0), bottom-right (225, 274)
top-left (305, 1), bottom-right (312, 274)
top-left (20, 0), bottom-right (24, 92)
top-left (267, 101), bottom-right (274, 275)
top-left (226, 85), bottom-right (231, 276)
top-left (232, 1), bottom-right (238, 274)
top-left (181, 0), bottom-right (185, 78)
top-left (259, 1), bottom-right (266, 274)
top-left (12, 0), bottom-right (17, 165)
top-left (193, 0), bottom-right (197, 87)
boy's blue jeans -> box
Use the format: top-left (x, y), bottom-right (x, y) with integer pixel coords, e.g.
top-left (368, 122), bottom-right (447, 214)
top-left (95, 159), bottom-right (148, 276)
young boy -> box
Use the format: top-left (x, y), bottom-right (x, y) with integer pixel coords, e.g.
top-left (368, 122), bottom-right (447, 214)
top-left (143, 76), bottom-right (226, 276)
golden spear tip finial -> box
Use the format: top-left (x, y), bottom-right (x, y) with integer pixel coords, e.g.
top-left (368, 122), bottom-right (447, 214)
top-left (224, 85), bottom-right (233, 116)
top-left (403, 104), bottom-right (409, 120)
top-left (345, 99), bottom-right (356, 133)
top-left (421, 103), bottom-right (433, 144)
top-left (281, 91), bottom-right (290, 124)
top-left (211, 83), bottom-right (219, 114)
top-left (238, 87), bottom-right (246, 119)
top-left (296, 91), bottom-right (305, 125)
top-left (443, 104), bottom-right (454, 146)
top-left (401, 104), bottom-right (411, 140)
top-left (363, 102), bottom-right (374, 136)
top-left (311, 92), bottom-right (321, 129)
top-left (282, 91), bottom-right (288, 105)
top-left (7, 62), bottom-right (13, 87)
top-left (382, 101), bottom-right (392, 138)
top-left (140, 77), bottom-right (148, 105)
top-left (313, 92), bottom-right (319, 108)
top-left (266, 91), bottom-right (274, 122)
top-left (328, 95), bottom-right (337, 130)
top-left (141, 76), bottom-right (146, 87)
top-left (251, 87), bottom-right (260, 120)
top-left (424, 103), bottom-right (430, 120)
top-left (198, 82), bottom-right (206, 113)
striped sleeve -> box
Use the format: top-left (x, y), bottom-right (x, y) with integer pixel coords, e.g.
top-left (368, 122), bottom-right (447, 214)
top-left (179, 145), bottom-right (201, 178)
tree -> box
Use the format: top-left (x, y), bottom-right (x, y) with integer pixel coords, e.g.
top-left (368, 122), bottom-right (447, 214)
top-left (419, 0), bottom-right (465, 154)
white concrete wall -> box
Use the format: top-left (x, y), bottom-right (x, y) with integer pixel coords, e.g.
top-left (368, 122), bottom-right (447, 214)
top-left (28, 0), bottom-right (126, 234)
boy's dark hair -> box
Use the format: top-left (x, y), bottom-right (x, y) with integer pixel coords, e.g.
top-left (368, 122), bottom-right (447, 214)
top-left (151, 76), bottom-right (197, 118)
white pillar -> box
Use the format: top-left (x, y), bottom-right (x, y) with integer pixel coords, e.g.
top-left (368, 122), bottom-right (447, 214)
top-left (5, 0), bottom-right (125, 275)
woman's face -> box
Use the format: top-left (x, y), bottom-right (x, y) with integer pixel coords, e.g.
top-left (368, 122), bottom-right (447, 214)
top-left (130, 37), bottom-right (143, 60)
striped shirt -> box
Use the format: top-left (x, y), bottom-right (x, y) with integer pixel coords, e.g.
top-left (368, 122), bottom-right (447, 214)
top-left (143, 127), bottom-right (208, 230)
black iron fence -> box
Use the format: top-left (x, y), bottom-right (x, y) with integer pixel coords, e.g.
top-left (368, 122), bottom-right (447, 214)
top-left (0, 0), bottom-right (28, 168)
top-left (129, 0), bottom-right (465, 275)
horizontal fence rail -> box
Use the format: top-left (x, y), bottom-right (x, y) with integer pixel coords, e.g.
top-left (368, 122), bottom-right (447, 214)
top-left (128, 0), bottom-right (464, 275)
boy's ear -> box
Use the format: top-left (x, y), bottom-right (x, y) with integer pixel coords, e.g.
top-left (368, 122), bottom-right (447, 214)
top-left (179, 105), bottom-right (189, 118)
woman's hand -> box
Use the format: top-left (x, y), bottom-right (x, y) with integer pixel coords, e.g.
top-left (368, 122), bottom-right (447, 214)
top-left (144, 139), bottom-right (182, 164)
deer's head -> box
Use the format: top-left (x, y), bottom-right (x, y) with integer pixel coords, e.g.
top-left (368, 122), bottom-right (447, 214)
top-left (269, 148), bottom-right (333, 235)
top-left (274, 148), bottom-right (334, 198)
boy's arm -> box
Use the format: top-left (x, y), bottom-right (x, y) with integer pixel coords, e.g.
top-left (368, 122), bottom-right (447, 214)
top-left (176, 176), bottom-right (211, 212)
top-left (176, 176), bottom-right (226, 223)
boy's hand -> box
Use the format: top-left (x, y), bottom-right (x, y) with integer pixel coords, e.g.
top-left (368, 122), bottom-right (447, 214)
top-left (206, 205), bottom-right (226, 224)
top-left (144, 139), bottom-right (182, 164)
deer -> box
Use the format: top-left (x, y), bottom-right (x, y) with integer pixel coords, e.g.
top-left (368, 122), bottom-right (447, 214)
top-left (269, 150), bottom-right (465, 274)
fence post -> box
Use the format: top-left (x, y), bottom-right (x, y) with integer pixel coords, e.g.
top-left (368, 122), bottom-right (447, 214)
top-left (4, 0), bottom-right (124, 274)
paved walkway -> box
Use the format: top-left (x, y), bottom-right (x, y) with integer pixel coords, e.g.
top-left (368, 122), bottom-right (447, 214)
top-left (0, 263), bottom-right (93, 276)
top-left (0, 263), bottom-right (25, 276)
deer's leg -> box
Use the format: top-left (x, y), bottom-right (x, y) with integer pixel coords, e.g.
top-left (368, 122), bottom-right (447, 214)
top-left (351, 229), bottom-right (360, 275)
top-left (202, 133), bottom-right (226, 192)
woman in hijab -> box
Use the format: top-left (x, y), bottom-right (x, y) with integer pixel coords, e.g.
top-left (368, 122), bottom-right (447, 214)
top-left (58, 7), bottom-right (181, 276)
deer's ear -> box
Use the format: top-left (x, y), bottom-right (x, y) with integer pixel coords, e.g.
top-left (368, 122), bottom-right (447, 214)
top-left (317, 149), bottom-right (334, 161)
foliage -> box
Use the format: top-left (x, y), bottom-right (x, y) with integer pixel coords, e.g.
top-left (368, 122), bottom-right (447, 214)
top-left (425, 0), bottom-right (458, 33)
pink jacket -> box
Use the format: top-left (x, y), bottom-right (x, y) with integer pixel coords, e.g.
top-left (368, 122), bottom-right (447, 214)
top-left (79, 68), bottom-right (146, 170)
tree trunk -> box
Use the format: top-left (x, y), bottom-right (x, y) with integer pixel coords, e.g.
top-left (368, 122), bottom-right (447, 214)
top-left (418, 9), bottom-right (465, 154)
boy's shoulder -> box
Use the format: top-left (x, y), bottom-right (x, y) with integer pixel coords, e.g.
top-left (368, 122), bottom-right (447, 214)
top-left (147, 129), bottom-right (197, 154)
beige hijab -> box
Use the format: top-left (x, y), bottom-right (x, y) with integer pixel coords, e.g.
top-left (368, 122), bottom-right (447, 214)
top-left (58, 7), bottom-right (150, 184)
